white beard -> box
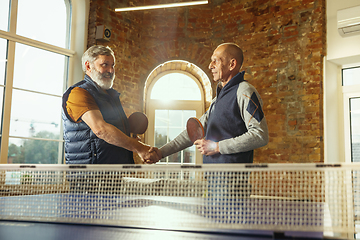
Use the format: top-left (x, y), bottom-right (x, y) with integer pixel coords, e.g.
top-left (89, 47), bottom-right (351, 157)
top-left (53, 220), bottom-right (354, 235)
top-left (90, 68), bottom-right (115, 90)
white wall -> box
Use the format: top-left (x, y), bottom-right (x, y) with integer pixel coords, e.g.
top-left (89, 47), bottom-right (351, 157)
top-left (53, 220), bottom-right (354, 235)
top-left (327, 1), bottom-right (360, 65)
top-left (325, 0), bottom-right (360, 163)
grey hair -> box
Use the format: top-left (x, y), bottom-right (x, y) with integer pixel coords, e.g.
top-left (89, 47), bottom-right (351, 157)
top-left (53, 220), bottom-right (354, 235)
top-left (81, 45), bottom-right (115, 72)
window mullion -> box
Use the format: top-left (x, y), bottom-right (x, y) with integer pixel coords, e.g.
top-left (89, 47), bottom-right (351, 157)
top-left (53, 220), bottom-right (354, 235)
top-left (0, 0), bottom-right (17, 163)
top-left (0, 30), bottom-right (75, 57)
top-left (0, 40), bottom-right (15, 163)
top-left (8, 0), bottom-right (18, 33)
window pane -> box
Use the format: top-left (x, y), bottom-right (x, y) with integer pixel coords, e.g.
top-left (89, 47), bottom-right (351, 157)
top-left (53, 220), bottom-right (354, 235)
top-left (343, 67), bottom-right (360, 86)
top-left (151, 73), bottom-right (201, 100)
top-left (0, 38), bottom-right (6, 135)
top-left (154, 127), bottom-right (167, 148)
top-left (155, 110), bottom-right (168, 127)
top-left (184, 146), bottom-right (195, 163)
top-left (0, 0), bottom-right (10, 31)
top-left (154, 109), bottom-right (196, 163)
top-left (350, 97), bottom-right (360, 162)
top-left (168, 151), bottom-right (181, 163)
top-left (9, 90), bottom-right (62, 139)
top-left (169, 110), bottom-right (182, 127)
top-left (0, 38), bottom-right (7, 85)
top-left (168, 128), bottom-right (183, 163)
top-left (17, 0), bottom-right (69, 48)
top-left (169, 127), bottom-right (182, 142)
top-left (8, 138), bottom-right (60, 164)
top-left (13, 43), bottom-right (66, 95)
top-left (183, 110), bottom-right (196, 123)
top-left (0, 87), bottom-right (3, 132)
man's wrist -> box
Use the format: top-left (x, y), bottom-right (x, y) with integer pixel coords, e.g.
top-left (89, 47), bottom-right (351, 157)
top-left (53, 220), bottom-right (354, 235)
top-left (209, 141), bottom-right (219, 153)
top-left (132, 137), bottom-right (147, 154)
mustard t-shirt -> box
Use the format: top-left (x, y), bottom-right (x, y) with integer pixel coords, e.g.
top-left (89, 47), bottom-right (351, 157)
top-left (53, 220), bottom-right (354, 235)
top-left (66, 87), bottom-right (99, 122)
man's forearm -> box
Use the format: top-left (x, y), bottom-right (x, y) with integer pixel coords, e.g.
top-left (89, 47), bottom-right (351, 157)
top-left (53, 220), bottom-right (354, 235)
top-left (81, 109), bottom-right (160, 163)
top-left (159, 130), bottom-right (193, 158)
top-left (94, 122), bottom-right (147, 153)
top-left (219, 127), bottom-right (269, 154)
top-left (82, 109), bottom-right (147, 153)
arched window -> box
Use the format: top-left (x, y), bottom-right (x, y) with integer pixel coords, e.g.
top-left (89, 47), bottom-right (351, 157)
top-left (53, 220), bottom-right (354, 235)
top-left (150, 73), bottom-right (202, 101)
top-left (0, 0), bottom-right (88, 164)
top-left (146, 70), bottom-right (206, 164)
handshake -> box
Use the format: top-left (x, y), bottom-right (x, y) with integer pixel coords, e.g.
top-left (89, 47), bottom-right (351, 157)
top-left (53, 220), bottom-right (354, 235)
top-left (135, 139), bottom-right (220, 164)
top-left (132, 116), bottom-right (219, 164)
top-left (145, 146), bottom-right (162, 164)
top-left (137, 144), bottom-right (162, 164)
top-left (128, 112), bottom-right (163, 164)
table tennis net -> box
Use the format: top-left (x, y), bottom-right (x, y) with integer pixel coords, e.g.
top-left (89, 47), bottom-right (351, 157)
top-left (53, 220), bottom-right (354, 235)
top-left (0, 163), bottom-right (359, 238)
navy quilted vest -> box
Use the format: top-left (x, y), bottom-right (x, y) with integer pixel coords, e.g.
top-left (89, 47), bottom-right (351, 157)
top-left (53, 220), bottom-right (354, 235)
top-left (203, 72), bottom-right (253, 163)
top-left (62, 75), bottom-right (134, 164)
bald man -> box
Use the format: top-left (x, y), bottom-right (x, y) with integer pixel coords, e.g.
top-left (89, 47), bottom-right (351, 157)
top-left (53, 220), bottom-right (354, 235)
top-left (156, 43), bottom-right (269, 164)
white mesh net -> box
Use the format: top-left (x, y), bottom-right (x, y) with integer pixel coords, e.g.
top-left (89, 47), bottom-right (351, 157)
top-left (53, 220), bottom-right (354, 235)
top-left (0, 163), bottom-right (359, 238)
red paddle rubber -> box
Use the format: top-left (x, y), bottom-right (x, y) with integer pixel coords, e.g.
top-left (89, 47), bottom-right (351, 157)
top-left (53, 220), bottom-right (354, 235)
top-left (186, 117), bottom-right (204, 143)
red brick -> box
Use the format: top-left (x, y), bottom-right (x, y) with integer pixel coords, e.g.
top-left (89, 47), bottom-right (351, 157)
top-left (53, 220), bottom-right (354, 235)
top-left (88, 0), bottom-right (326, 164)
top-left (288, 120), bottom-right (297, 126)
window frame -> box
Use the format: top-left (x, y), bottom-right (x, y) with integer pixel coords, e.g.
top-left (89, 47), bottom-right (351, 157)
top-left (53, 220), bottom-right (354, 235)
top-left (145, 70), bottom-right (205, 164)
top-left (0, 0), bottom-right (89, 164)
top-left (342, 67), bottom-right (360, 163)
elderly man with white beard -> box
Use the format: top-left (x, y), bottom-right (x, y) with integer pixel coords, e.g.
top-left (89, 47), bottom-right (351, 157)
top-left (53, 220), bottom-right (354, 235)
top-left (62, 45), bottom-right (160, 165)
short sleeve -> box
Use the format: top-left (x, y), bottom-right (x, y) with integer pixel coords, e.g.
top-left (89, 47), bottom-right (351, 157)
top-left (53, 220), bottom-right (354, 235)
top-left (66, 87), bottom-right (99, 122)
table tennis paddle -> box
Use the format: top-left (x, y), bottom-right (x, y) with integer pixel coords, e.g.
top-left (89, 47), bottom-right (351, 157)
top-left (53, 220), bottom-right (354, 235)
top-left (186, 117), bottom-right (204, 143)
top-left (128, 112), bottom-right (148, 137)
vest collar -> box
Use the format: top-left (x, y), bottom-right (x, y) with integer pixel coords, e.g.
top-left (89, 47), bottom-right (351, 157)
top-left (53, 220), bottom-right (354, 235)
top-left (216, 71), bottom-right (245, 97)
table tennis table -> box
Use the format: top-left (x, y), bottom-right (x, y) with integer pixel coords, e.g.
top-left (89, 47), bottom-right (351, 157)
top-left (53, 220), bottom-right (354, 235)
top-left (0, 193), bottom-right (323, 240)
top-left (0, 163), bottom-right (358, 239)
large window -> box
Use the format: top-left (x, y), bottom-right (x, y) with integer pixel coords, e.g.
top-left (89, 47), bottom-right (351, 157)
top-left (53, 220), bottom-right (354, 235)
top-left (343, 66), bottom-right (360, 162)
top-left (147, 72), bottom-right (204, 164)
top-left (0, 0), bottom-right (10, 32)
top-left (0, 0), bottom-right (74, 164)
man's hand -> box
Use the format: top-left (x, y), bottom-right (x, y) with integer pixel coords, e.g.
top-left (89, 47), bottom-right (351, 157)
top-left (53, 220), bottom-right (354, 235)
top-left (194, 139), bottom-right (219, 156)
top-left (136, 144), bottom-right (161, 164)
top-left (144, 147), bottom-right (162, 164)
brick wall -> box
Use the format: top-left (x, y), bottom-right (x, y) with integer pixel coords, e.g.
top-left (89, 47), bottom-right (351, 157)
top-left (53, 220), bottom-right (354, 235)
top-left (87, 0), bottom-right (326, 163)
